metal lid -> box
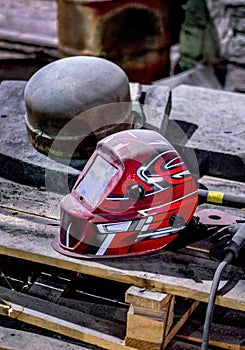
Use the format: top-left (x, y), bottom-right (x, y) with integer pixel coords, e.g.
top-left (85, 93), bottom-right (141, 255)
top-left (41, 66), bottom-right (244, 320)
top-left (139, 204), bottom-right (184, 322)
top-left (24, 56), bottom-right (132, 158)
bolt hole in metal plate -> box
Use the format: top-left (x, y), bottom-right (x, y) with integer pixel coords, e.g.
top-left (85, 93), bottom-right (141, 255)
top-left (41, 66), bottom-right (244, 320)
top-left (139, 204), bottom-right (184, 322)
top-left (208, 215), bottom-right (222, 221)
top-left (197, 209), bottom-right (244, 226)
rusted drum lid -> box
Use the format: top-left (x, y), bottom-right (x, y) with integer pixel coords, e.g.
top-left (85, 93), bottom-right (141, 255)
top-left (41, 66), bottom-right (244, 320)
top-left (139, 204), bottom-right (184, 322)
top-left (24, 56), bottom-right (132, 159)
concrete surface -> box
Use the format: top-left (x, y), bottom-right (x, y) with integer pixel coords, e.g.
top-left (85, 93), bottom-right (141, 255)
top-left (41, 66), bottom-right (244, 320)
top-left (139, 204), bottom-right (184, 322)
top-left (167, 84), bottom-right (245, 181)
top-left (0, 80), bottom-right (81, 194)
top-left (153, 64), bottom-right (222, 90)
top-left (0, 325), bottom-right (94, 350)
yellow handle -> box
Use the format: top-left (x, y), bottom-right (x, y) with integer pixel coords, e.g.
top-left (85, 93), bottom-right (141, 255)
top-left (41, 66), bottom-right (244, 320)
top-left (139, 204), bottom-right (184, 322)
top-left (207, 191), bottom-right (224, 204)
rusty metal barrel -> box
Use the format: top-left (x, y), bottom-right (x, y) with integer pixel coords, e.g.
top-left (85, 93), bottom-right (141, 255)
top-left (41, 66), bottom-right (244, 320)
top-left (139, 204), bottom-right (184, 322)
top-left (57, 0), bottom-right (179, 84)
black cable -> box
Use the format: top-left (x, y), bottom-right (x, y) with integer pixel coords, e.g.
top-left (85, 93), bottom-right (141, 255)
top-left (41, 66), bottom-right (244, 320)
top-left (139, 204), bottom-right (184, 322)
top-left (201, 223), bottom-right (245, 350)
top-left (201, 253), bottom-right (233, 350)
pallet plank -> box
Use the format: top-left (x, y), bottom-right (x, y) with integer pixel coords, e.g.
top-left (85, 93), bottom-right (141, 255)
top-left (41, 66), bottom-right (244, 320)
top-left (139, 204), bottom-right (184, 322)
top-left (0, 177), bottom-right (61, 219)
top-left (163, 300), bottom-right (200, 349)
top-left (0, 300), bottom-right (133, 350)
top-left (0, 213), bottom-right (244, 312)
top-left (0, 286), bottom-right (128, 349)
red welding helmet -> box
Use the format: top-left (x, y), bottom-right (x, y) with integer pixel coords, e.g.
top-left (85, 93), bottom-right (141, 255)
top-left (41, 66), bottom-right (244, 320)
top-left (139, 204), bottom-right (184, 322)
top-left (52, 129), bottom-right (198, 258)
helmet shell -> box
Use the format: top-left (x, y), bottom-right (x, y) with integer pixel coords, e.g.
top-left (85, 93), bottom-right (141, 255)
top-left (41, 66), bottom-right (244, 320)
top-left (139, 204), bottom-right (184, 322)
top-left (52, 129), bottom-right (198, 258)
top-left (24, 56), bottom-right (132, 158)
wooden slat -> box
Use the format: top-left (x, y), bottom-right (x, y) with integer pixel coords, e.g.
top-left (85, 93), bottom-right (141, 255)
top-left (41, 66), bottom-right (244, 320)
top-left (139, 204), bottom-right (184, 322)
top-left (0, 215), bottom-right (244, 312)
top-left (176, 334), bottom-right (245, 350)
top-left (0, 177), bottom-right (244, 312)
top-left (0, 286), bottom-right (126, 339)
top-left (0, 285), bottom-right (130, 350)
top-left (0, 177), bottom-right (61, 220)
top-left (0, 300), bottom-right (134, 350)
top-left (162, 300), bottom-right (200, 349)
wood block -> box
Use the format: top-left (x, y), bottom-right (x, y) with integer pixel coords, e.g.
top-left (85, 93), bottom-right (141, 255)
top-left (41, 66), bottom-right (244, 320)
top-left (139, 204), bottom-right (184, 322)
top-left (125, 293), bottom-right (175, 350)
top-left (125, 306), bottom-right (165, 350)
top-left (125, 286), bottom-right (171, 311)
top-left (130, 306), bottom-right (168, 321)
top-left (125, 337), bottom-right (162, 350)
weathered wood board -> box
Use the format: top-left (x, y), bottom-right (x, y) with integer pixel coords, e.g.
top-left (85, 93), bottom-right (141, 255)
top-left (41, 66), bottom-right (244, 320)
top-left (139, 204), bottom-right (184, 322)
top-left (0, 177), bottom-right (245, 312)
top-left (0, 285), bottom-right (128, 347)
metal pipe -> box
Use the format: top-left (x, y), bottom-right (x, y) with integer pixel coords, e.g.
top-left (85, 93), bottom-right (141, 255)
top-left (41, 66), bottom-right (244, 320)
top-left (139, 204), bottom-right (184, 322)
top-left (198, 189), bottom-right (245, 209)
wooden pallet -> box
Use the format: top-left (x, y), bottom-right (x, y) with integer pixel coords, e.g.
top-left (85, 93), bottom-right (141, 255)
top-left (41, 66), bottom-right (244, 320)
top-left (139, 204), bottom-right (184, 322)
top-left (0, 176), bottom-right (244, 349)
